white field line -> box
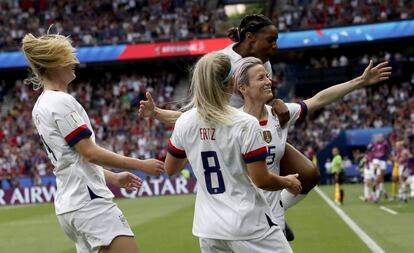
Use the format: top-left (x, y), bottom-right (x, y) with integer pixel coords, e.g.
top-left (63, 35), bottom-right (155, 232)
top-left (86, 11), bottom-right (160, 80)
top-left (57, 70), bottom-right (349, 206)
top-left (315, 187), bottom-right (386, 253)
top-left (379, 206), bottom-right (398, 215)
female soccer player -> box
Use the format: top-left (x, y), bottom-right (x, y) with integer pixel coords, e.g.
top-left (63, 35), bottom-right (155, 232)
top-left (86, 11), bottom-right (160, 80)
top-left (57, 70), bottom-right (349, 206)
top-left (234, 56), bottom-right (391, 229)
top-left (23, 32), bottom-right (164, 253)
top-left (165, 52), bottom-right (301, 253)
top-left (139, 17), bottom-right (319, 234)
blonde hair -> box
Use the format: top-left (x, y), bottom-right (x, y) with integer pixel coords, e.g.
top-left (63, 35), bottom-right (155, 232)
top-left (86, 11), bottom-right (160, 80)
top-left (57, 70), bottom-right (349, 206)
top-left (21, 33), bottom-right (79, 90)
top-left (185, 52), bottom-right (236, 125)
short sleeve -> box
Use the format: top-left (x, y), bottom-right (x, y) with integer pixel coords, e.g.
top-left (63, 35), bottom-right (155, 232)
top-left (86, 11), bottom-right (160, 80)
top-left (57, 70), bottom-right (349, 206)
top-left (240, 118), bottom-right (268, 164)
top-left (167, 117), bottom-right (186, 159)
top-left (286, 102), bottom-right (308, 127)
top-left (52, 95), bottom-right (92, 147)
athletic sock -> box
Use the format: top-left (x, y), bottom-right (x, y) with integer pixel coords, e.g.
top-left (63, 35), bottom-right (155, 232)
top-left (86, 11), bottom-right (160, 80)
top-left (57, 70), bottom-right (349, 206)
top-left (281, 190), bottom-right (307, 210)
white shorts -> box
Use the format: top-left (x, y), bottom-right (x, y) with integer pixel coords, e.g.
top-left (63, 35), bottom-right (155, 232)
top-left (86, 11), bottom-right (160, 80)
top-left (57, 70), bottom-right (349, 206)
top-left (399, 165), bottom-right (410, 178)
top-left (57, 198), bottom-right (134, 253)
top-left (371, 159), bottom-right (387, 171)
top-left (199, 227), bottom-right (293, 253)
top-left (364, 169), bottom-right (376, 182)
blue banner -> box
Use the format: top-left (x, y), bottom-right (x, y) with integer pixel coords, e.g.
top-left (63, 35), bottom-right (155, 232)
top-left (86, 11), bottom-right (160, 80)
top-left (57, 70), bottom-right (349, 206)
top-left (278, 20), bottom-right (414, 49)
top-left (345, 127), bottom-right (393, 146)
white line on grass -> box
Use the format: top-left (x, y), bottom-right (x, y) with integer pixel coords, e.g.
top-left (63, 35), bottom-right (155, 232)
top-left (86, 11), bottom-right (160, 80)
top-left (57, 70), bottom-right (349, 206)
top-left (379, 206), bottom-right (398, 215)
top-left (315, 187), bottom-right (386, 253)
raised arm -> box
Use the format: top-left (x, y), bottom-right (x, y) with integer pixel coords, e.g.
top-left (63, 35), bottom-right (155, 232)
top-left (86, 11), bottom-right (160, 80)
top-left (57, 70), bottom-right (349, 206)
top-left (304, 61), bottom-right (392, 113)
top-left (138, 92), bottom-right (182, 126)
top-left (74, 137), bottom-right (164, 176)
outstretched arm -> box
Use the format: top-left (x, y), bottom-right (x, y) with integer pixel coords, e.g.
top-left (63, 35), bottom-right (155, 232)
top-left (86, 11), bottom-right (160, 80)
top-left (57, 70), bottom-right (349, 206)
top-left (138, 92), bottom-right (182, 126)
top-left (74, 137), bottom-right (165, 176)
top-left (304, 61), bottom-right (392, 113)
top-left (103, 170), bottom-right (142, 191)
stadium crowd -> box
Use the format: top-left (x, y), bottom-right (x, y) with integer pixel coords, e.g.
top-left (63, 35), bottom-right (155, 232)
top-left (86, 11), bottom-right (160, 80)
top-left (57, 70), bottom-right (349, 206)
top-left (1, 0), bottom-right (414, 50)
top-left (1, 57), bottom-right (414, 190)
top-left (273, 0), bottom-right (414, 32)
top-left (0, 71), bottom-right (179, 188)
top-left (0, 0), bottom-right (227, 50)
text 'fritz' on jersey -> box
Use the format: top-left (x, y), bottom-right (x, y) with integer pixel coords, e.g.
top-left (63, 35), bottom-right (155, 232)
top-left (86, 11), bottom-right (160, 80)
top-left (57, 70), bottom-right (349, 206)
top-left (199, 128), bottom-right (216, 141)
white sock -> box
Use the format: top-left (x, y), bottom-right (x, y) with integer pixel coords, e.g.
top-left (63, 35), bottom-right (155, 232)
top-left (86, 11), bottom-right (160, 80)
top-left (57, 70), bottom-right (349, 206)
top-left (410, 177), bottom-right (414, 197)
top-left (376, 183), bottom-right (383, 200)
top-left (364, 185), bottom-right (370, 200)
top-left (281, 190), bottom-right (307, 210)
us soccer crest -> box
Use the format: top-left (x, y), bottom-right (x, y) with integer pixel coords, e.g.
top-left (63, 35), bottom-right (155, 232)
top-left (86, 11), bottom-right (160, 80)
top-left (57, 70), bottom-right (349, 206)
top-left (263, 130), bottom-right (272, 143)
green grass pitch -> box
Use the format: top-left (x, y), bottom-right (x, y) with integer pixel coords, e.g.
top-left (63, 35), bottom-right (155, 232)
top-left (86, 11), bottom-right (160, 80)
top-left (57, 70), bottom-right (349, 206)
top-left (0, 183), bottom-right (412, 253)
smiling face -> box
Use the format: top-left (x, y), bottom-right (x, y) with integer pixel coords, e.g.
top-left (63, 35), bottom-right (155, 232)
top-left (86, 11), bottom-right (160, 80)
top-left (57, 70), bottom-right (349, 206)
top-left (239, 64), bottom-right (273, 103)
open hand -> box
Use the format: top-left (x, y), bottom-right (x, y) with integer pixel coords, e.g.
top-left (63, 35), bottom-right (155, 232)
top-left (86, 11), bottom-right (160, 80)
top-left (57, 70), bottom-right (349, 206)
top-left (361, 60), bottom-right (392, 86)
top-left (114, 172), bottom-right (142, 191)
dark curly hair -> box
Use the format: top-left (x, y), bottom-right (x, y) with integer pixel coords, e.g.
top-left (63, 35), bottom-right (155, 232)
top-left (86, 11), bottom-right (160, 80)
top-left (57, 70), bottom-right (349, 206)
top-left (227, 14), bottom-right (274, 43)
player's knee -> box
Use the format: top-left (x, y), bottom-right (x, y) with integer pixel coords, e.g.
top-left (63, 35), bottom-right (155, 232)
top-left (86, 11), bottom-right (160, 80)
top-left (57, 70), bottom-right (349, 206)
top-left (300, 163), bottom-right (320, 194)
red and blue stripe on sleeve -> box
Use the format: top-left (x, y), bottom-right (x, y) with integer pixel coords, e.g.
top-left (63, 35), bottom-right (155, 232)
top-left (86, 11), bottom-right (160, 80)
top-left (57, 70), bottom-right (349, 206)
top-left (167, 140), bottom-right (186, 159)
top-left (64, 124), bottom-right (92, 147)
top-left (295, 101), bottom-right (308, 126)
top-left (243, 146), bottom-right (267, 164)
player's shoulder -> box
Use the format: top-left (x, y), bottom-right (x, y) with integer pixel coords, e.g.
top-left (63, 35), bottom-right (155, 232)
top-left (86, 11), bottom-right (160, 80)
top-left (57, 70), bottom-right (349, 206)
top-left (36, 90), bottom-right (79, 112)
top-left (218, 43), bottom-right (240, 63)
top-left (285, 102), bottom-right (301, 110)
top-left (176, 108), bottom-right (198, 125)
top-left (41, 90), bottom-right (76, 105)
top-left (232, 109), bottom-right (260, 126)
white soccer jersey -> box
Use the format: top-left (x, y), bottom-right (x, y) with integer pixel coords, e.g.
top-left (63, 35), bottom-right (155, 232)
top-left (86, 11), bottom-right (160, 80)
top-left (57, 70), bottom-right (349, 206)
top-left (32, 90), bottom-right (114, 215)
top-left (220, 43), bottom-right (273, 108)
top-left (168, 108), bottom-right (276, 240)
top-left (244, 103), bottom-right (306, 228)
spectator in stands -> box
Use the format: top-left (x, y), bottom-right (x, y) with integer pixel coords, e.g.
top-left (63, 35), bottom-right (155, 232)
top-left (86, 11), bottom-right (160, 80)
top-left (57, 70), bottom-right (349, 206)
top-left (22, 31), bottom-right (164, 253)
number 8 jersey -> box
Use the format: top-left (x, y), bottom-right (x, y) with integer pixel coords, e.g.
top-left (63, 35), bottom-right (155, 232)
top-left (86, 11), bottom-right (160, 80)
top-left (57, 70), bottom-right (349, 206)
top-left (168, 108), bottom-right (276, 240)
top-left (32, 90), bottom-right (114, 215)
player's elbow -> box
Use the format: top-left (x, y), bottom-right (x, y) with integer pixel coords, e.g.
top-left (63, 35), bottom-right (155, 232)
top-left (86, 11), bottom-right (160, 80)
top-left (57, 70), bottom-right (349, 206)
top-left (77, 145), bottom-right (101, 164)
top-left (81, 149), bottom-right (99, 163)
top-left (165, 166), bottom-right (176, 176)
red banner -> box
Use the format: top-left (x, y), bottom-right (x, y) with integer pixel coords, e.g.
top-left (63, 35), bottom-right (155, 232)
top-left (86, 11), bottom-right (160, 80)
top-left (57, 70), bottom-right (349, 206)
top-left (0, 177), bottom-right (196, 206)
top-left (118, 38), bottom-right (232, 60)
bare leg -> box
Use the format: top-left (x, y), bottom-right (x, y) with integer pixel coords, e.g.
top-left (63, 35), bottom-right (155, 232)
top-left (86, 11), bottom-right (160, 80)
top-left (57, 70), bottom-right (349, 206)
top-left (280, 143), bottom-right (320, 194)
top-left (100, 236), bottom-right (138, 253)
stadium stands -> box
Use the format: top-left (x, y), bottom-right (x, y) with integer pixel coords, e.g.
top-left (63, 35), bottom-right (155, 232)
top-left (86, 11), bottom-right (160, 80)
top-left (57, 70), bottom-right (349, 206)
top-left (1, 0), bottom-right (413, 50)
top-left (0, 71), bottom-right (180, 189)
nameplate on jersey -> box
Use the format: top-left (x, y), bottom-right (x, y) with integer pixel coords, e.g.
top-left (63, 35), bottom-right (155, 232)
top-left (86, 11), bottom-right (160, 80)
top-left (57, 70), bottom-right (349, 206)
top-left (263, 130), bottom-right (272, 143)
top-left (200, 128), bottom-right (215, 140)
top-left (64, 111), bottom-right (84, 129)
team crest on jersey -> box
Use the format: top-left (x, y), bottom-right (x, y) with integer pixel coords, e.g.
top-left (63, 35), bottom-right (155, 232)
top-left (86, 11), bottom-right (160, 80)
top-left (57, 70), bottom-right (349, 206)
top-left (263, 130), bottom-right (272, 143)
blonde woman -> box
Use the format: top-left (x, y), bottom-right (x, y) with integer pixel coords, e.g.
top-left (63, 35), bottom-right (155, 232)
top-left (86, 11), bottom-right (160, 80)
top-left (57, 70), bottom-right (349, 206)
top-left (23, 32), bottom-right (164, 253)
top-left (165, 52), bottom-right (301, 253)
top-left (234, 56), bottom-right (391, 226)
